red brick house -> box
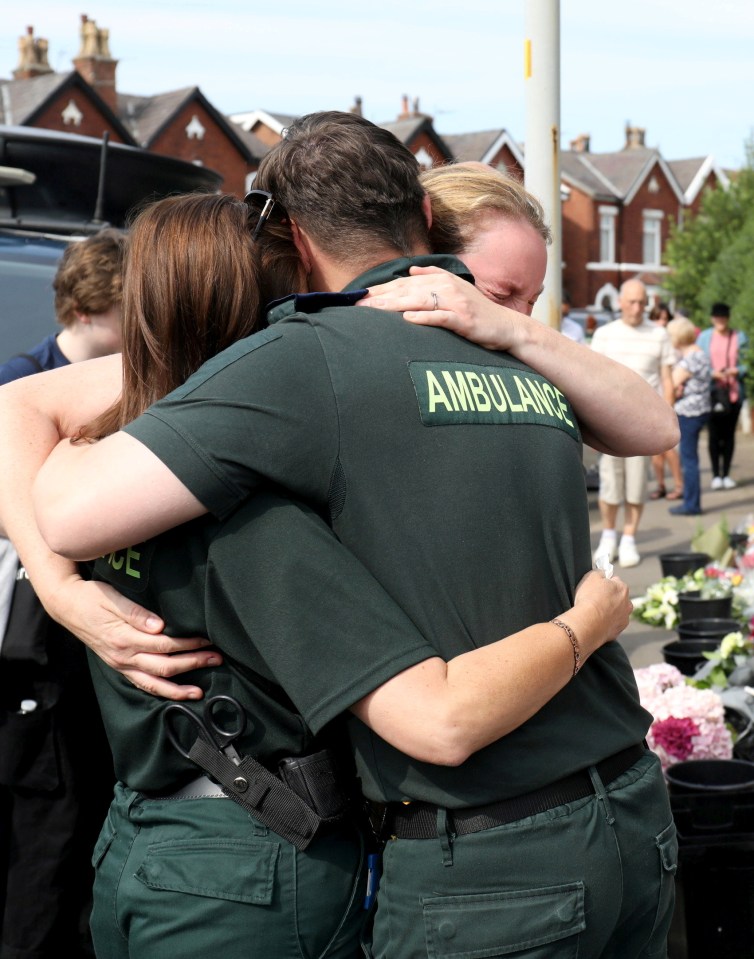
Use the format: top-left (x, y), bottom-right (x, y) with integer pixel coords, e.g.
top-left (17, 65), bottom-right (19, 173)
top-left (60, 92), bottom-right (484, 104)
top-left (667, 155), bottom-right (729, 217)
top-left (560, 127), bottom-right (728, 310)
top-left (2, 26), bottom-right (132, 144)
top-left (228, 109), bottom-right (297, 149)
top-left (118, 86), bottom-right (261, 197)
top-left (379, 97), bottom-right (453, 169)
top-left (231, 97), bottom-right (454, 170)
top-left (440, 128), bottom-right (525, 180)
top-left (1, 18), bottom-right (264, 195)
top-left (4, 22), bottom-right (727, 302)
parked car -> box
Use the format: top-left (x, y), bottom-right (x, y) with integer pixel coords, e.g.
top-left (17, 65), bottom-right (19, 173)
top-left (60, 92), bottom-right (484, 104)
top-left (0, 228), bottom-right (71, 359)
top-left (565, 309), bottom-right (615, 339)
top-left (0, 126), bottom-right (223, 363)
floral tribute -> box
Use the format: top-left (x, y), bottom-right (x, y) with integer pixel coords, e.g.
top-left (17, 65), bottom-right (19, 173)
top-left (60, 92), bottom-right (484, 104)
top-left (631, 565), bottom-right (744, 630)
top-left (634, 663), bottom-right (734, 770)
top-left (688, 631), bottom-right (754, 690)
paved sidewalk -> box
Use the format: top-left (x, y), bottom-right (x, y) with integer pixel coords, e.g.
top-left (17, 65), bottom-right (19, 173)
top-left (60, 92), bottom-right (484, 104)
top-left (586, 429), bottom-right (754, 669)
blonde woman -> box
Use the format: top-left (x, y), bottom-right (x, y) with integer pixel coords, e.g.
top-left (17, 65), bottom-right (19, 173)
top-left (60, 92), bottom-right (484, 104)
top-left (667, 316), bottom-right (712, 515)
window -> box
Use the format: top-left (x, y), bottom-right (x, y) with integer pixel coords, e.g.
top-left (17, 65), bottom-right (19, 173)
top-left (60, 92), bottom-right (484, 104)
top-left (598, 206), bottom-right (617, 263)
top-left (643, 210), bottom-right (663, 265)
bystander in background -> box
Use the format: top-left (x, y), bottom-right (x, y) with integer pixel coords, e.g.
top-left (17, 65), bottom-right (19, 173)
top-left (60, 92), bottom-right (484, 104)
top-left (666, 316), bottom-right (711, 516)
top-left (591, 279), bottom-right (675, 567)
top-left (697, 302), bottom-right (749, 490)
top-left (0, 228), bottom-right (124, 959)
top-left (648, 303), bottom-right (684, 501)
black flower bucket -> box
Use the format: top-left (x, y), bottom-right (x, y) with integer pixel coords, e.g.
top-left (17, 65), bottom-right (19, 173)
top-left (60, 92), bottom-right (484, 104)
top-left (677, 591), bottom-right (732, 624)
top-left (660, 552), bottom-right (710, 578)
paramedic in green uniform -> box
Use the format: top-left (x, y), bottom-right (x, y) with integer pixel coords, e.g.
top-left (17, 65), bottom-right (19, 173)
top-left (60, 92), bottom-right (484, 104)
top-left (28, 190), bottom-right (631, 959)
top-left (33, 114), bottom-right (679, 959)
top-left (85, 498), bottom-right (396, 959)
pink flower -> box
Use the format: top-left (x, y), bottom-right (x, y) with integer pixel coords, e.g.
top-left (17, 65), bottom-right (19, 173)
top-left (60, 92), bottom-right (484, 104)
top-left (634, 667), bottom-right (734, 770)
top-left (652, 717), bottom-right (699, 761)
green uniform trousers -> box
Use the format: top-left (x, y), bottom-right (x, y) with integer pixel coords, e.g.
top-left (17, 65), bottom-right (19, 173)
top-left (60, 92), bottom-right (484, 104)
top-left (369, 751), bottom-right (677, 959)
top-left (90, 783), bottom-right (366, 959)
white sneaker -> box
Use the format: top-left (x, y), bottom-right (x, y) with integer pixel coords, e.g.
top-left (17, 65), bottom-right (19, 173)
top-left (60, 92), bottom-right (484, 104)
top-left (618, 540), bottom-right (641, 568)
top-left (711, 476), bottom-right (724, 491)
top-left (593, 535), bottom-right (617, 565)
top-left (722, 476), bottom-right (737, 490)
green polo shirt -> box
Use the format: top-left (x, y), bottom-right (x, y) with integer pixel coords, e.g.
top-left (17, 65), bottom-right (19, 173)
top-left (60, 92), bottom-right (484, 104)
top-left (124, 254), bottom-right (651, 805)
top-left (88, 493), bottom-right (436, 793)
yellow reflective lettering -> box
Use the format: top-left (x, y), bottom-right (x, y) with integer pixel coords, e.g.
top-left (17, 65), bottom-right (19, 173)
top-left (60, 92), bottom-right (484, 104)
top-left (542, 383), bottom-right (563, 420)
top-left (527, 379), bottom-right (556, 417)
top-left (499, 376), bottom-right (523, 411)
top-left (125, 547), bottom-right (141, 579)
top-left (427, 372), bottom-right (453, 412)
top-left (555, 389), bottom-right (575, 428)
top-left (465, 372), bottom-right (491, 411)
top-left (441, 371), bottom-right (474, 411)
top-left (483, 373), bottom-right (508, 411)
top-left (513, 376), bottom-right (540, 413)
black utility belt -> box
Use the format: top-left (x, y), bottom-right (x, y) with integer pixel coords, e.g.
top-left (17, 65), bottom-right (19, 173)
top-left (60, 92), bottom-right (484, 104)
top-left (177, 743), bottom-right (352, 851)
top-left (384, 742), bottom-right (647, 840)
top-left (149, 775), bottom-right (228, 800)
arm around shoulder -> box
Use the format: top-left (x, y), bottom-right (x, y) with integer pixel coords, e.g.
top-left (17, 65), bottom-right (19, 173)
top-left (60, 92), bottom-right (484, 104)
top-left (34, 430), bottom-right (207, 560)
top-left (350, 571), bottom-right (632, 765)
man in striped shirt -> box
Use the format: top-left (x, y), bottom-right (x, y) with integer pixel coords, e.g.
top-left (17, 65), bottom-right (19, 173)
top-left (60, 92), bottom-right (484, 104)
top-left (591, 279), bottom-right (675, 568)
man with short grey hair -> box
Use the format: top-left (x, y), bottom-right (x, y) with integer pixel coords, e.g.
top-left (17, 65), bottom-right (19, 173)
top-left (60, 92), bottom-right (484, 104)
top-left (591, 278), bottom-right (675, 567)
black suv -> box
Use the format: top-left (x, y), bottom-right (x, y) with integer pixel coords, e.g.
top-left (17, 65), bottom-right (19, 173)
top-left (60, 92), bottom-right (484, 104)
top-left (0, 126), bottom-right (222, 362)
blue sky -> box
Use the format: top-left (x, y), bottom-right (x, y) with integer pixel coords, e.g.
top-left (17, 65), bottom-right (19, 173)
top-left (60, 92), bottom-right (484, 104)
top-left (3, 1), bottom-right (753, 170)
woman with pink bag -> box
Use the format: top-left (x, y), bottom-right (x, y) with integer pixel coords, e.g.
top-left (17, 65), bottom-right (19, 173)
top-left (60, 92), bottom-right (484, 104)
top-left (697, 302), bottom-right (749, 490)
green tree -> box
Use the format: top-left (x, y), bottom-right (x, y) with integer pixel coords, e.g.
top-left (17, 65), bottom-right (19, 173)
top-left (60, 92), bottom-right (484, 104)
top-left (664, 142), bottom-right (754, 328)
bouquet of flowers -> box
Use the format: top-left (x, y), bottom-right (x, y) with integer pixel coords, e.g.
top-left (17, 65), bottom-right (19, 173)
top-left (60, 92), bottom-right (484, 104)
top-left (631, 566), bottom-right (742, 630)
top-left (687, 630), bottom-right (754, 690)
top-left (634, 663), bottom-right (734, 769)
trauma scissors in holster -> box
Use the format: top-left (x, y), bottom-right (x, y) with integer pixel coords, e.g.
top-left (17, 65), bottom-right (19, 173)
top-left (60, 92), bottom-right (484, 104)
top-left (163, 695), bottom-right (245, 766)
top-left (161, 696), bottom-right (348, 850)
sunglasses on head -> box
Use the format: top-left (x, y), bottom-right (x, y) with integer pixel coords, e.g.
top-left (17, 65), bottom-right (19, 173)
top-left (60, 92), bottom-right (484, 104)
top-left (244, 189), bottom-right (277, 242)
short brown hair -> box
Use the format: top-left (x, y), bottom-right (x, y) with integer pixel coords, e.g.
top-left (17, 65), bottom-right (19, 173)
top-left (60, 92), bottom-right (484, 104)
top-left (82, 193), bottom-right (263, 439)
top-left (53, 228), bottom-right (126, 327)
top-left (421, 164), bottom-right (551, 255)
top-left (254, 111), bottom-right (429, 266)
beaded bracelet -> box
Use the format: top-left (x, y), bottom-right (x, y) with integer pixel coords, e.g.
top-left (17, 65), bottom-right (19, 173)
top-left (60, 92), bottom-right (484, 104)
top-left (551, 618), bottom-right (581, 676)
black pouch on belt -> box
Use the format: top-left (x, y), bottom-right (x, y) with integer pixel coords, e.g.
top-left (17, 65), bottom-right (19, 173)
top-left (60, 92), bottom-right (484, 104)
top-left (278, 748), bottom-right (350, 821)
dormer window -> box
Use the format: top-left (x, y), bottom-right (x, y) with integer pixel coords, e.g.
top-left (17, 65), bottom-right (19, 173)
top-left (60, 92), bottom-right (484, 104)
top-left (61, 99), bottom-right (84, 126)
top-left (414, 147), bottom-right (433, 170)
top-left (185, 115), bottom-right (206, 141)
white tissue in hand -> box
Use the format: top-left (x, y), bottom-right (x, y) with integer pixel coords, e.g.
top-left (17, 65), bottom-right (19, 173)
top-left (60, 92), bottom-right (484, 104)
top-left (594, 555), bottom-right (614, 580)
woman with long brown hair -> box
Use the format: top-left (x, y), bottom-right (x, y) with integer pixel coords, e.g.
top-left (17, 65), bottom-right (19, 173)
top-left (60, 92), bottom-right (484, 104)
top-left (4, 192), bottom-right (376, 959)
top-left (82, 192), bottom-right (263, 437)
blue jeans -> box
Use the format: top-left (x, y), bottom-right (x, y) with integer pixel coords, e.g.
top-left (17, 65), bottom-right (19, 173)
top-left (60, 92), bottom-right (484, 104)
top-left (678, 413), bottom-right (709, 512)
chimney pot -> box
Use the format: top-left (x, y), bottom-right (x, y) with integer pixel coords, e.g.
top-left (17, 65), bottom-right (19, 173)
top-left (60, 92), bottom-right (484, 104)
top-left (14, 24), bottom-right (52, 78)
top-left (570, 133), bottom-right (590, 153)
top-left (73, 16), bottom-right (119, 111)
top-left (624, 123), bottom-right (646, 149)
